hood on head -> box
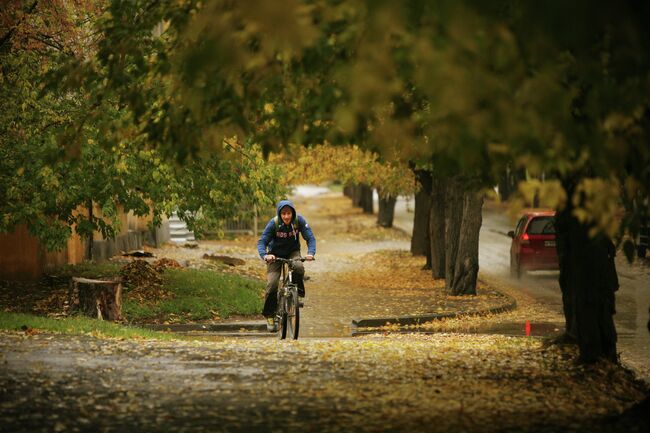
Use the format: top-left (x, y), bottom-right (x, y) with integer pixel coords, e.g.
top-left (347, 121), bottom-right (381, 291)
top-left (276, 199), bottom-right (296, 223)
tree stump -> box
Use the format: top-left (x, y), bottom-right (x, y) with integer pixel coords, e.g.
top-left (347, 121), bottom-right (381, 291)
top-left (68, 277), bottom-right (123, 321)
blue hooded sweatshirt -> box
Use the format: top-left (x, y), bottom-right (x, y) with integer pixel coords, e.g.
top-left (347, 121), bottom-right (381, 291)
top-left (257, 200), bottom-right (316, 259)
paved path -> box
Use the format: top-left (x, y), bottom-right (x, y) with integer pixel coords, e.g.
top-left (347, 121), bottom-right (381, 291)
top-left (291, 192), bottom-right (424, 337)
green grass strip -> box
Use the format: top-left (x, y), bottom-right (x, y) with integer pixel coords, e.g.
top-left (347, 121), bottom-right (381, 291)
top-left (0, 311), bottom-right (180, 340)
top-left (123, 268), bottom-right (264, 322)
top-left (50, 263), bottom-right (265, 323)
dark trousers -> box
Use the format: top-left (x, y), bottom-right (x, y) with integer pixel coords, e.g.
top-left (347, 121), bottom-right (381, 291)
top-left (262, 250), bottom-right (304, 318)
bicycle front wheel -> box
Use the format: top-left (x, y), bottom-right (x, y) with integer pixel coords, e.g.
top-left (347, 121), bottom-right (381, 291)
top-left (278, 309), bottom-right (288, 340)
top-left (286, 290), bottom-right (300, 340)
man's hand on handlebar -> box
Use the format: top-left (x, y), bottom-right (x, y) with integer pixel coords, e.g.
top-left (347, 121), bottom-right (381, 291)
top-left (264, 255), bottom-right (314, 263)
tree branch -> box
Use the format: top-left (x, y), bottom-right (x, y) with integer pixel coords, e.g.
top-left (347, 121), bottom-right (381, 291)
top-left (223, 139), bottom-right (259, 168)
top-left (30, 33), bottom-right (69, 54)
top-left (0, 1), bottom-right (39, 51)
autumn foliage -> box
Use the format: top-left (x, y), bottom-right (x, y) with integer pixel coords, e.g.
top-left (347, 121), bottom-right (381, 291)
top-left (272, 144), bottom-right (416, 198)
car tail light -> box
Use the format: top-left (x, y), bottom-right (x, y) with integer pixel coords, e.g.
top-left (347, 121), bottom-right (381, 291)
top-left (521, 233), bottom-right (530, 245)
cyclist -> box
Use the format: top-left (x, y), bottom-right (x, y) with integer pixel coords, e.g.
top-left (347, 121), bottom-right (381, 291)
top-left (257, 199), bottom-right (316, 332)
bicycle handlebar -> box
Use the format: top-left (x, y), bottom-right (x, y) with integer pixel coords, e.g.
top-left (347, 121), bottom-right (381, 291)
top-left (272, 257), bottom-right (308, 263)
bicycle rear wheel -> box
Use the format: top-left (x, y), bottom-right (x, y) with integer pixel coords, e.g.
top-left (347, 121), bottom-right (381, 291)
top-left (286, 289), bottom-right (300, 340)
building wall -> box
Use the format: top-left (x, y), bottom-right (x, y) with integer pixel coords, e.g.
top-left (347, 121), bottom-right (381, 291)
top-left (0, 205), bottom-right (170, 280)
top-left (0, 225), bottom-right (85, 280)
top-left (0, 225), bottom-right (43, 280)
top-left (91, 207), bottom-right (170, 261)
top-left (66, 229), bottom-right (87, 265)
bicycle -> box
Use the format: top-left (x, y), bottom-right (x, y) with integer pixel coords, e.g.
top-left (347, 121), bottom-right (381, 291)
top-left (273, 257), bottom-right (306, 340)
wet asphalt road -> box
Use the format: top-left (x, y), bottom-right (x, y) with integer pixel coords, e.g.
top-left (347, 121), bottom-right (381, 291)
top-left (392, 196), bottom-right (650, 382)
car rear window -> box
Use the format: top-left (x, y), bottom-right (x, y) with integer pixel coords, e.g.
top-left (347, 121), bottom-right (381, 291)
top-left (527, 216), bottom-right (555, 234)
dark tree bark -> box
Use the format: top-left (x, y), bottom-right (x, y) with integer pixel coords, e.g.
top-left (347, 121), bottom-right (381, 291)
top-left (351, 184), bottom-right (362, 207)
top-left (377, 193), bottom-right (397, 228)
top-left (443, 177), bottom-right (483, 295)
top-left (411, 170), bottom-right (432, 264)
top-left (359, 184), bottom-right (374, 214)
top-left (350, 183), bottom-right (373, 213)
top-left (497, 166), bottom-right (525, 202)
top-left (68, 277), bottom-right (123, 321)
top-left (447, 190), bottom-right (483, 295)
top-left (555, 177), bottom-right (618, 363)
top-left (444, 177), bottom-right (464, 291)
top-left (556, 178), bottom-right (578, 341)
top-left (86, 199), bottom-right (93, 261)
top-left (429, 176), bottom-right (446, 279)
top-left (498, 166), bottom-right (514, 202)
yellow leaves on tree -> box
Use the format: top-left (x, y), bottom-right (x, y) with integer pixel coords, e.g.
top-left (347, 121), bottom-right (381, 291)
top-left (511, 177), bottom-right (621, 238)
top-left (272, 143), bottom-right (415, 196)
top-left (572, 178), bottom-right (621, 238)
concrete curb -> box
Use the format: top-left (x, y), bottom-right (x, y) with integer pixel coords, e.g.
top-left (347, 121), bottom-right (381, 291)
top-left (143, 321), bottom-right (266, 333)
top-left (351, 293), bottom-right (517, 329)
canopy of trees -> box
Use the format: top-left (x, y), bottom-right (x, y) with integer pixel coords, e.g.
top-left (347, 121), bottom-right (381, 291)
top-left (273, 144), bottom-right (416, 199)
top-left (1, 1), bottom-right (286, 249)
top-left (5, 1), bottom-right (647, 230)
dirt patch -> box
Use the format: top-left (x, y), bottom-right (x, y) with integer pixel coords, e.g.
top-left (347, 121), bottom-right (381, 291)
top-left (202, 254), bottom-right (246, 266)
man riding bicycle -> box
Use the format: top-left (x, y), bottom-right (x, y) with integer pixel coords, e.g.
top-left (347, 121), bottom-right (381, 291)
top-left (257, 200), bottom-right (316, 332)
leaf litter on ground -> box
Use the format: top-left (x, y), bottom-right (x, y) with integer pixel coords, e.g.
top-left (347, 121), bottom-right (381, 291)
top-left (0, 330), bottom-right (647, 433)
top-left (336, 249), bottom-right (511, 320)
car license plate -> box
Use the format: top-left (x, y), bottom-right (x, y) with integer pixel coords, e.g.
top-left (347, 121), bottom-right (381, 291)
top-left (545, 240), bottom-right (556, 247)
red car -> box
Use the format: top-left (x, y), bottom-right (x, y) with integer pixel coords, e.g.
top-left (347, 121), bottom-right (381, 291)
top-left (508, 210), bottom-right (558, 278)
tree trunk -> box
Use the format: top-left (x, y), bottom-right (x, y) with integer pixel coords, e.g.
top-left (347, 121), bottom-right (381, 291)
top-left (556, 195), bottom-right (578, 341)
top-left (429, 176), bottom-right (446, 279)
top-left (498, 166), bottom-right (514, 202)
top-left (343, 184), bottom-right (353, 199)
top-left (68, 277), bottom-right (123, 321)
top-left (556, 177), bottom-right (618, 363)
top-left (445, 177), bottom-right (483, 295)
top-left (351, 184), bottom-right (362, 207)
top-left (497, 166), bottom-right (525, 202)
top-left (377, 193), bottom-right (397, 228)
top-left (411, 170), bottom-right (432, 263)
top-left (359, 184), bottom-right (374, 214)
top-left (444, 177), bottom-right (464, 291)
top-left (86, 199), bottom-right (93, 261)
top-left (448, 190), bottom-right (483, 295)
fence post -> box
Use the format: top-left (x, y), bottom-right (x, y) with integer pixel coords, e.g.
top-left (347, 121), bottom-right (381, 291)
top-left (253, 204), bottom-right (258, 236)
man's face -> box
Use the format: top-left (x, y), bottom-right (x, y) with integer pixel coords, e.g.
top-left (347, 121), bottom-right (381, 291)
top-left (280, 207), bottom-right (293, 225)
